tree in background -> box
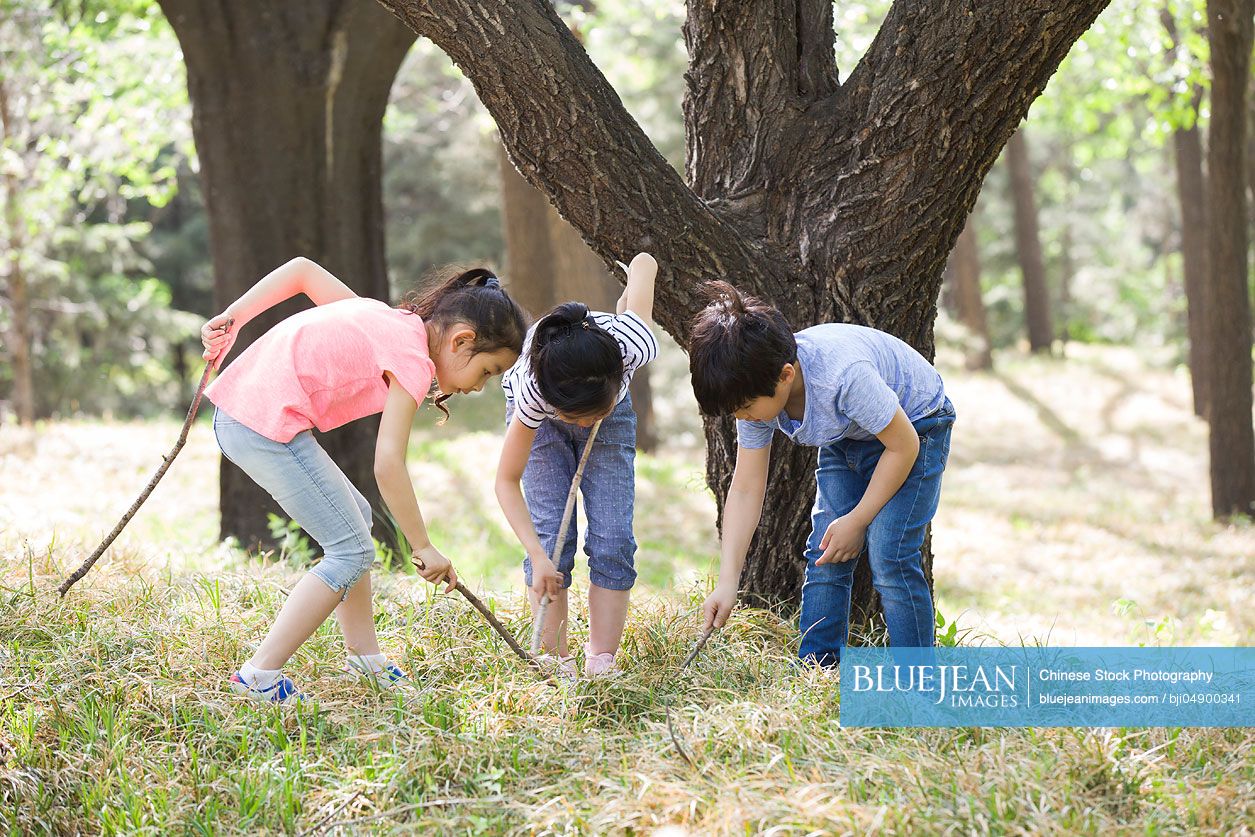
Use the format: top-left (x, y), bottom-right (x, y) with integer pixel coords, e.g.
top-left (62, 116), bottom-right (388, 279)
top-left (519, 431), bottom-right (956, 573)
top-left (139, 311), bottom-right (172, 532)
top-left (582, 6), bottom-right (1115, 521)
top-left (1202, 0), bottom-right (1254, 519)
top-left (157, 0), bottom-right (416, 546)
top-left (947, 216), bottom-right (994, 371)
top-left (1163, 7), bottom-right (1211, 420)
top-left (1005, 130), bottom-right (1056, 355)
top-left (377, 0), bottom-right (1111, 615)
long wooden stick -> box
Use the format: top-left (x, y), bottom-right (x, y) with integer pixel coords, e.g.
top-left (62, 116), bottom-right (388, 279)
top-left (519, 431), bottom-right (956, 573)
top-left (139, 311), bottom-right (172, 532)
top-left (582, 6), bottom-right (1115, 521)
top-left (530, 418), bottom-right (602, 655)
top-left (665, 625), bottom-right (717, 769)
top-left (454, 580), bottom-right (544, 671)
top-left (407, 556), bottom-right (545, 675)
top-left (59, 325), bottom-right (231, 597)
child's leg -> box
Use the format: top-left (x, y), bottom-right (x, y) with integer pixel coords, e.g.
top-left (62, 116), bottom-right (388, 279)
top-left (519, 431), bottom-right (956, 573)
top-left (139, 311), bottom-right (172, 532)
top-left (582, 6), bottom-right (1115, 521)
top-left (527, 586), bottom-right (569, 654)
top-left (519, 418), bottom-right (580, 656)
top-left (333, 478), bottom-right (381, 657)
top-left (214, 413), bottom-right (376, 671)
top-left (858, 412), bottom-right (954, 649)
top-left (579, 396), bottom-right (637, 657)
top-left (798, 444), bottom-right (866, 667)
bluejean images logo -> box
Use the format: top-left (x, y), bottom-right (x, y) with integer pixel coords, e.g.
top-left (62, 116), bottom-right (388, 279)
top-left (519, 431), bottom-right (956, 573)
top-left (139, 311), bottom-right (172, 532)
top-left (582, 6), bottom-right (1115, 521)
top-left (839, 647), bottom-right (1254, 727)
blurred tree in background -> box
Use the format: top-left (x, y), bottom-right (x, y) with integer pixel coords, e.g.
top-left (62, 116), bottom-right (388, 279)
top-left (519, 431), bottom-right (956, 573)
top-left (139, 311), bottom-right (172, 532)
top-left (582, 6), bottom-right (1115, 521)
top-left (0, 0), bottom-right (196, 422)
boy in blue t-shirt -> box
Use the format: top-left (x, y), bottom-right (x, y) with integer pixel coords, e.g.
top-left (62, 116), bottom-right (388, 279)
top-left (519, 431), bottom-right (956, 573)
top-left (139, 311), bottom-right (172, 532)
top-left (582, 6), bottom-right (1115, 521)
top-left (689, 281), bottom-right (956, 666)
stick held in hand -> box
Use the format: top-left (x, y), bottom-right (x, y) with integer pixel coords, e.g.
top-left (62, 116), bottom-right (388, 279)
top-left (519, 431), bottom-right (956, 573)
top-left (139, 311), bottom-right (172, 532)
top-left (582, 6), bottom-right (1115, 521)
top-left (58, 321), bottom-right (233, 597)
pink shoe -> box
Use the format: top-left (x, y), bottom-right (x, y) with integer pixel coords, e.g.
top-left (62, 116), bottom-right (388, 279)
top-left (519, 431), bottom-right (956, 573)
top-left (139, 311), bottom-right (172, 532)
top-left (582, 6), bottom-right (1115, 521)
top-left (537, 653), bottom-right (578, 680)
top-left (584, 646), bottom-right (618, 678)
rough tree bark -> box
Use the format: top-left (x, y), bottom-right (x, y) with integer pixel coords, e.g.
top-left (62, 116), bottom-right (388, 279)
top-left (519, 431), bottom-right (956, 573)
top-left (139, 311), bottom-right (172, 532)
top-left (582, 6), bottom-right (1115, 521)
top-left (951, 215), bottom-right (994, 371)
top-left (1005, 130), bottom-right (1055, 354)
top-left (1203, 0), bottom-right (1255, 519)
top-left (158, 1), bottom-right (416, 546)
top-left (375, 0), bottom-right (1109, 612)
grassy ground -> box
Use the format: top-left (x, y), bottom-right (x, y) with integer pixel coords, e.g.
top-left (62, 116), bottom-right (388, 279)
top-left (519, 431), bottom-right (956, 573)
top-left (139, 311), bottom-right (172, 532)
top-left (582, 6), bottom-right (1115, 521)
top-left (1, 341), bottom-right (1252, 833)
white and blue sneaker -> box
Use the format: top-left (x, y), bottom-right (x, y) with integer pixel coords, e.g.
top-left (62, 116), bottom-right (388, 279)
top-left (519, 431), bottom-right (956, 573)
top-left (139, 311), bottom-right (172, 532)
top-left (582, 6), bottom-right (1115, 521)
top-left (346, 655), bottom-right (408, 690)
top-left (228, 671), bottom-right (304, 704)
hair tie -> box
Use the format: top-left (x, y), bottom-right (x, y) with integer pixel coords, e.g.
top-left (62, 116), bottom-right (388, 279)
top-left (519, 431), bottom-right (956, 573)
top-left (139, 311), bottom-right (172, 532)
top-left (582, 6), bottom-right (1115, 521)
top-left (581, 319), bottom-right (591, 330)
top-left (482, 275), bottom-right (501, 290)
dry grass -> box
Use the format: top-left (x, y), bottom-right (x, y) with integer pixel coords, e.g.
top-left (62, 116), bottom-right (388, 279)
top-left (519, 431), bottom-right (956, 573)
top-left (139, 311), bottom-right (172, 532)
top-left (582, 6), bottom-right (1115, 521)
top-left (1, 343), bottom-right (1252, 834)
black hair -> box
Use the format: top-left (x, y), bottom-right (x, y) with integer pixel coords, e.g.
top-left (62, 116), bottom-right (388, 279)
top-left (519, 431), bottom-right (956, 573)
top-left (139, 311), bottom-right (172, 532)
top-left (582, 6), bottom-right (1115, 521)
top-left (688, 280), bottom-right (797, 416)
top-left (402, 264), bottom-right (528, 419)
top-left (529, 302), bottom-right (623, 418)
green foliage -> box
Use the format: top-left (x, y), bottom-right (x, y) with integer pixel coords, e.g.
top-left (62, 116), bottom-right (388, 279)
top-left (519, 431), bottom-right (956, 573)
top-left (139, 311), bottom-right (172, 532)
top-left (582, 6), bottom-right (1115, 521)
top-left (265, 514), bottom-right (316, 569)
top-left (0, 0), bottom-right (198, 418)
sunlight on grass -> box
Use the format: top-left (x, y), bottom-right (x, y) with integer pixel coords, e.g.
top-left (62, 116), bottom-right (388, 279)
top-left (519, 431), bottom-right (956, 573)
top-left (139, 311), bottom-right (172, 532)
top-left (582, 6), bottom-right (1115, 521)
top-left (1, 344), bottom-right (1252, 832)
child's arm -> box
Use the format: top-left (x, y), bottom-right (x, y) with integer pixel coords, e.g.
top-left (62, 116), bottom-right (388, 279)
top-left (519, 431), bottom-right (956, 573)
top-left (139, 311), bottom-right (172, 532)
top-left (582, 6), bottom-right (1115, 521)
top-left (201, 257), bottom-right (358, 368)
top-left (615, 252), bottom-right (657, 321)
top-left (701, 442), bottom-right (771, 631)
top-left (374, 374), bottom-right (458, 592)
top-left (494, 416), bottom-right (563, 598)
top-left (816, 407), bottom-right (919, 564)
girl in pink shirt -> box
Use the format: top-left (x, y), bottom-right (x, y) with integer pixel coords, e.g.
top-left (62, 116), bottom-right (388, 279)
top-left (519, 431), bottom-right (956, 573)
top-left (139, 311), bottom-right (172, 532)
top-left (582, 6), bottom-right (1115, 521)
top-left (200, 256), bottom-right (526, 703)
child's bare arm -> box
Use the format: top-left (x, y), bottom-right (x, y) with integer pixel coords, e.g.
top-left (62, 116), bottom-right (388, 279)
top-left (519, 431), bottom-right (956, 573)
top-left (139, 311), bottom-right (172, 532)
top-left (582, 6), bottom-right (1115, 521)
top-left (702, 442), bottom-right (770, 630)
top-left (617, 252), bottom-right (657, 321)
top-left (495, 417), bottom-right (561, 593)
top-left (374, 374), bottom-right (457, 591)
top-left (816, 407), bottom-right (919, 565)
top-left (201, 257), bottom-right (357, 366)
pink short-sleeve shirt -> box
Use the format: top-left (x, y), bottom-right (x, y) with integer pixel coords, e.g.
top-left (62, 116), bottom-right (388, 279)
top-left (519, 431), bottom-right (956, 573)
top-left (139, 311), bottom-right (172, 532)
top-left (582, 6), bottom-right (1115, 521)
top-left (205, 297), bottom-right (435, 442)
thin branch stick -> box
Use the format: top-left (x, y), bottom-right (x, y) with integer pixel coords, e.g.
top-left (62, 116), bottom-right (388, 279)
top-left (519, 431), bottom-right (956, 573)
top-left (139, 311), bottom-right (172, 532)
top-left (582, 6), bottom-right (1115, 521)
top-left (59, 325), bottom-right (231, 597)
top-left (665, 625), bottom-right (716, 769)
top-left (530, 418), bottom-right (602, 655)
top-left (409, 553), bottom-right (547, 677)
top-left (453, 580), bottom-right (545, 673)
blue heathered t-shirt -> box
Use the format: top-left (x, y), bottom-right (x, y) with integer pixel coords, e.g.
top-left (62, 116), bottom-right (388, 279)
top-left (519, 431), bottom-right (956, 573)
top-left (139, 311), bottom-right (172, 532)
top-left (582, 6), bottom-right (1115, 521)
top-left (736, 323), bottom-right (946, 449)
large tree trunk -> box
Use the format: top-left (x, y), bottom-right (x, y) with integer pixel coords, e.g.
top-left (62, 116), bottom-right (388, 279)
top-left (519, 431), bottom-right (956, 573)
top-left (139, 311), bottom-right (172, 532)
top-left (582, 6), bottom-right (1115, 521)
top-left (951, 215), bottom-right (994, 371)
top-left (159, 1), bottom-right (416, 547)
top-left (1203, 0), bottom-right (1255, 519)
top-left (1006, 130), bottom-right (1055, 354)
top-left (0, 76), bottom-right (35, 426)
top-left (377, 0), bottom-right (1109, 610)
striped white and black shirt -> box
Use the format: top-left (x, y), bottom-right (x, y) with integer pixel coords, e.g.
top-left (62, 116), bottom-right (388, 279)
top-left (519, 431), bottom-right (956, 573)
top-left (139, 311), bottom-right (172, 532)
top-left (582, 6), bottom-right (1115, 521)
top-left (501, 310), bottom-right (659, 429)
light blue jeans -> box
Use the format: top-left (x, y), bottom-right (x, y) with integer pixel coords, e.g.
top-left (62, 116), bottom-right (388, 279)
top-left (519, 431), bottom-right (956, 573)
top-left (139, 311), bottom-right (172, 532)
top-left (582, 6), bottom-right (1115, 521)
top-left (506, 395), bottom-right (639, 591)
top-left (798, 397), bottom-right (956, 667)
top-left (212, 408), bottom-right (375, 600)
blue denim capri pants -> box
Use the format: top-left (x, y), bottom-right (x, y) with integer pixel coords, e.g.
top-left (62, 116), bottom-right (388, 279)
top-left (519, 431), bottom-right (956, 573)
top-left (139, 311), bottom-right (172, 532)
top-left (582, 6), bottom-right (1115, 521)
top-left (213, 408), bottom-right (375, 600)
top-left (506, 394), bottom-right (638, 591)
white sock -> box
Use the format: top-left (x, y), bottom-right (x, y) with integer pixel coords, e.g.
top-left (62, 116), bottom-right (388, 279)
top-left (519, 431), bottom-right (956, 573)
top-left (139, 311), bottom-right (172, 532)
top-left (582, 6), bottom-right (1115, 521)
top-left (349, 652), bottom-right (389, 673)
top-left (240, 661), bottom-right (280, 690)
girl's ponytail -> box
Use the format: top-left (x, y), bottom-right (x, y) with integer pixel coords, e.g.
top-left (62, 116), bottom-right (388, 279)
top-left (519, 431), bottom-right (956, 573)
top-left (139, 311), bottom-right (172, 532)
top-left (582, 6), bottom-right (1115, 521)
top-left (530, 302), bottom-right (623, 418)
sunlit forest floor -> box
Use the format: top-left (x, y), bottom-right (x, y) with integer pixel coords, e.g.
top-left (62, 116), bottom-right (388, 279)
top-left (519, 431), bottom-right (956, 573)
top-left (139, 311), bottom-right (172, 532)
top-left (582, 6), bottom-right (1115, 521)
top-left (2, 343), bottom-right (1252, 833)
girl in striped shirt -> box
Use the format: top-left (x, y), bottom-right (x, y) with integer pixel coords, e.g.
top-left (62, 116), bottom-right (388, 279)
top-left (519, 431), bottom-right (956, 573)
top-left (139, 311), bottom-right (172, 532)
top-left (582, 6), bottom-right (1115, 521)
top-left (495, 253), bottom-right (659, 678)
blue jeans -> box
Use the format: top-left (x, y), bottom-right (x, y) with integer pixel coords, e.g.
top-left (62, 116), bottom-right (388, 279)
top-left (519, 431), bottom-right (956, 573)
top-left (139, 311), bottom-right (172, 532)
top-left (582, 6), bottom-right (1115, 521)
top-left (798, 398), bottom-right (956, 667)
top-left (506, 395), bottom-right (638, 591)
top-left (213, 409), bottom-right (375, 600)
